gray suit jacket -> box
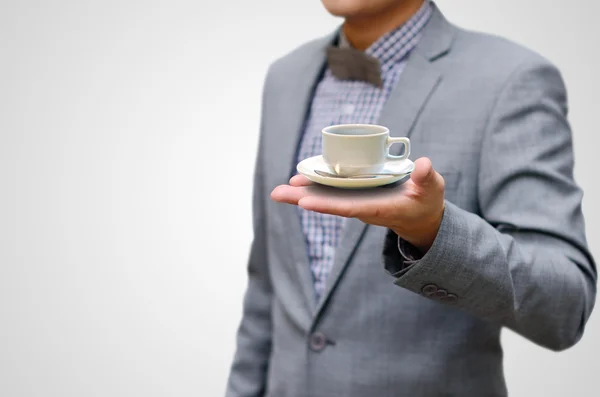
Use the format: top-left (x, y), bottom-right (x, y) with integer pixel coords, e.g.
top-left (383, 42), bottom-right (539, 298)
top-left (226, 5), bottom-right (597, 397)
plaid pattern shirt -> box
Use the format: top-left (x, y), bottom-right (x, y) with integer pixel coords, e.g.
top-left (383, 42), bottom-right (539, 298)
top-left (296, 1), bottom-right (433, 300)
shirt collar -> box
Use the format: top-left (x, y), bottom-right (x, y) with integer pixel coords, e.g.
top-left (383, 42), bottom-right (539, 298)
top-left (338, 1), bottom-right (433, 72)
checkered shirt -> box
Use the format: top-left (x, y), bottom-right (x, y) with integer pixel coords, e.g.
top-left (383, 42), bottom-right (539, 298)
top-left (296, 1), bottom-right (433, 300)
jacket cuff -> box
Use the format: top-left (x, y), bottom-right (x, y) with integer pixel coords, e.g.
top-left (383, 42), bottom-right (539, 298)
top-left (382, 201), bottom-right (475, 305)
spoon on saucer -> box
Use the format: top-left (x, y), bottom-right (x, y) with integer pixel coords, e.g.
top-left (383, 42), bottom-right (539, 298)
top-left (314, 170), bottom-right (409, 179)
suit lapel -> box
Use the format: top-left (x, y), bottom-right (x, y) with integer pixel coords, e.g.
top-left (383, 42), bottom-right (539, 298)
top-left (312, 4), bottom-right (455, 320)
top-left (271, 35), bottom-right (333, 313)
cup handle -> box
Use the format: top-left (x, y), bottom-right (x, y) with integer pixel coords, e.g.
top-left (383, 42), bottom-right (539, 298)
top-left (386, 136), bottom-right (410, 161)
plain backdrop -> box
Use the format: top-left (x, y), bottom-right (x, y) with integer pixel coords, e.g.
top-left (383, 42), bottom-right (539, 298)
top-left (1, 0), bottom-right (598, 396)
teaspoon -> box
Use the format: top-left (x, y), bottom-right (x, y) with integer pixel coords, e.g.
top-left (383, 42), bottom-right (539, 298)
top-left (314, 170), bottom-right (408, 179)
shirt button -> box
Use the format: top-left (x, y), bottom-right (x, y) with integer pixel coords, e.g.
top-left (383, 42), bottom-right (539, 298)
top-left (309, 332), bottom-right (327, 352)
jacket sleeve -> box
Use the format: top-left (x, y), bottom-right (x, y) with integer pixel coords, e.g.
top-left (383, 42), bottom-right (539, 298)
top-left (384, 58), bottom-right (597, 351)
top-left (225, 74), bottom-right (273, 397)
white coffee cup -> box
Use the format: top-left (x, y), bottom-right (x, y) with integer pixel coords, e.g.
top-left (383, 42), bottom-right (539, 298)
top-left (322, 124), bottom-right (410, 176)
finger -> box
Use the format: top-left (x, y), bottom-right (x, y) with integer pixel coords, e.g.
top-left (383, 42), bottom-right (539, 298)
top-left (289, 174), bottom-right (313, 187)
top-left (270, 185), bottom-right (309, 205)
top-left (298, 195), bottom-right (358, 218)
top-left (410, 157), bottom-right (442, 190)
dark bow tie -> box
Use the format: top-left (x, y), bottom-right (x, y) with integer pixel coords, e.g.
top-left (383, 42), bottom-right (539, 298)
top-left (326, 46), bottom-right (383, 88)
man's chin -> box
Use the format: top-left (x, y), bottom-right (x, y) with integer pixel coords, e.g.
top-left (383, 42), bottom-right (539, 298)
top-left (321, 0), bottom-right (365, 18)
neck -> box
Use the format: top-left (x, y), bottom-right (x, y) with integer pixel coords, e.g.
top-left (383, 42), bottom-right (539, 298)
top-left (342, 0), bottom-right (425, 51)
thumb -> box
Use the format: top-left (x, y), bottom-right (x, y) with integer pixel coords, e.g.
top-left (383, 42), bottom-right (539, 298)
top-left (410, 157), bottom-right (442, 190)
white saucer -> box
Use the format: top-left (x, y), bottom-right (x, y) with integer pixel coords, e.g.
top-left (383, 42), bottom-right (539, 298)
top-left (296, 155), bottom-right (414, 189)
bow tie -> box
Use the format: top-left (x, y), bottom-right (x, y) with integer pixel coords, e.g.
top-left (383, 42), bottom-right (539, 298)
top-left (326, 46), bottom-right (383, 88)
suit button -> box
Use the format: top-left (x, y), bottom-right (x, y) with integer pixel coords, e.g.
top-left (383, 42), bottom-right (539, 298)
top-left (435, 289), bottom-right (448, 298)
top-left (309, 332), bottom-right (327, 352)
top-left (441, 293), bottom-right (458, 302)
top-left (422, 284), bottom-right (438, 296)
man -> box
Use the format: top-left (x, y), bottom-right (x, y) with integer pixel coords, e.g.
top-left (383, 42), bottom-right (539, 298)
top-left (226, 0), bottom-right (597, 396)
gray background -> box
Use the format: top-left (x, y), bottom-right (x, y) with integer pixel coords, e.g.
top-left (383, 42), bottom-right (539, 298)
top-left (0, 0), bottom-right (598, 395)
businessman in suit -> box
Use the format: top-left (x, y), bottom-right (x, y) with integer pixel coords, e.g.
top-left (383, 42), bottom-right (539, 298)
top-left (226, 0), bottom-right (597, 396)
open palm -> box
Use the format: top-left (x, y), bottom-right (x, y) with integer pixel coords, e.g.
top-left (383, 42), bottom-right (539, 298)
top-left (271, 157), bottom-right (446, 251)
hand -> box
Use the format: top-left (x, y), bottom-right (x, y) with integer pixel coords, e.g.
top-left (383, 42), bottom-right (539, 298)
top-left (271, 157), bottom-right (446, 252)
